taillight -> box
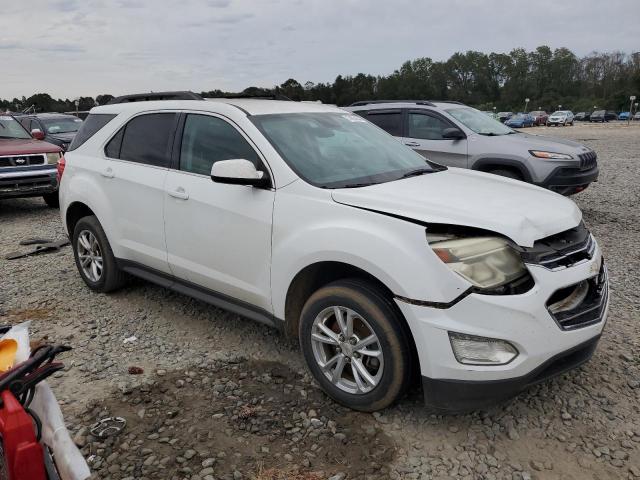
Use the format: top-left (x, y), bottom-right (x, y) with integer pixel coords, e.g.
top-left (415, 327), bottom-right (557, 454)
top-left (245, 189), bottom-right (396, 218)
top-left (56, 156), bottom-right (66, 183)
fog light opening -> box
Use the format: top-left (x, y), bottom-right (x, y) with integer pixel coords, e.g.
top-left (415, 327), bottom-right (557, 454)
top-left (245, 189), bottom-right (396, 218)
top-left (449, 332), bottom-right (519, 365)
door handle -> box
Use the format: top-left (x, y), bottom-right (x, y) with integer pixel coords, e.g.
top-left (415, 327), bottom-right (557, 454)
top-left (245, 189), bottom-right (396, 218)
top-left (100, 167), bottom-right (114, 178)
top-left (168, 188), bottom-right (189, 200)
top-left (404, 142), bottom-right (420, 147)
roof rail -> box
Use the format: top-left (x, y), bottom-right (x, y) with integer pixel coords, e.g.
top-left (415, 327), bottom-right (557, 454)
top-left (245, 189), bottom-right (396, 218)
top-left (349, 100), bottom-right (436, 107)
top-left (106, 91), bottom-right (204, 104)
top-left (428, 100), bottom-right (464, 105)
top-left (210, 93), bottom-right (293, 101)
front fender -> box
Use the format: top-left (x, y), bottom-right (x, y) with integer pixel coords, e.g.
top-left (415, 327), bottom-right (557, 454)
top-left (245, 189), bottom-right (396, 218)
top-left (271, 186), bottom-right (469, 319)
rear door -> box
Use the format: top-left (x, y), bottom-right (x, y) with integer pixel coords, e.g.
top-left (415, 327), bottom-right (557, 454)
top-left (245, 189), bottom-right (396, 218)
top-left (402, 110), bottom-right (468, 168)
top-left (163, 113), bottom-right (275, 312)
top-left (101, 112), bottom-right (178, 273)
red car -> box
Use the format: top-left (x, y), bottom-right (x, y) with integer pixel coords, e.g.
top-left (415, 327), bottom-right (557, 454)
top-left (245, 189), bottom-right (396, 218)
top-left (529, 110), bottom-right (548, 126)
top-left (0, 114), bottom-right (62, 207)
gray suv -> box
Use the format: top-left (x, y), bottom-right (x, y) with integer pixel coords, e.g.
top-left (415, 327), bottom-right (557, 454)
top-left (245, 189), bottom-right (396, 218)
top-left (345, 101), bottom-right (599, 195)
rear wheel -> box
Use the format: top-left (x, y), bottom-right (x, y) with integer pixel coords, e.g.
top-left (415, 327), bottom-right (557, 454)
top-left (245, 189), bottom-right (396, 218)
top-left (299, 279), bottom-right (413, 412)
top-left (72, 216), bottom-right (127, 292)
top-left (42, 192), bottom-right (59, 208)
top-left (487, 168), bottom-right (524, 181)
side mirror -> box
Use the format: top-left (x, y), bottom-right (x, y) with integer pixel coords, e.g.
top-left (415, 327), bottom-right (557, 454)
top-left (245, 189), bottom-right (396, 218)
top-left (211, 159), bottom-right (270, 188)
top-left (442, 128), bottom-right (465, 140)
top-left (31, 129), bottom-right (45, 140)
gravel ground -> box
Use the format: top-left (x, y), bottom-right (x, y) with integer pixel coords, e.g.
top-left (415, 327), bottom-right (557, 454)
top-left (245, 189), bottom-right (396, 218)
top-left (0, 122), bottom-right (638, 480)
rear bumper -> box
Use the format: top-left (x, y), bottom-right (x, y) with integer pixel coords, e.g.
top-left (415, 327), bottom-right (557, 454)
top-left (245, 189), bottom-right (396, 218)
top-left (538, 165), bottom-right (599, 195)
top-left (421, 335), bottom-right (600, 412)
top-left (0, 166), bottom-right (58, 198)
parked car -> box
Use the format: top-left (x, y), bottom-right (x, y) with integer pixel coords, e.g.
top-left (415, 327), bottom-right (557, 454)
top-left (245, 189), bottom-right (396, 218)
top-left (60, 95), bottom-right (608, 412)
top-left (590, 110), bottom-right (617, 122)
top-left (504, 113), bottom-right (535, 128)
top-left (634, 112), bottom-right (640, 121)
top-left (497, 111), bottom-right (514, 123)
top-left (529, 110), bottom-right (548, 126)
top-left (618, 112), bottom-right (630, 121)
top-left (574, 112), bottom-right (590, 122)
top-left (345, 100), bottom-right (599, 195)
top-left (546, 111), bottom-right (574, 126)
top-left (0, 115), bottom-right (62, 207)
top-left (15, 113), bottom-right (83, 151)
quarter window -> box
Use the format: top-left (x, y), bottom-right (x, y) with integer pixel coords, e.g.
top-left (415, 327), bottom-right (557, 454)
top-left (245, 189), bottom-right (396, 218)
top-left (408, 112), bottom-right (451, 140)
top-left (179, 114), bottom-right (260, 176)
top-left (116, 113), bottom-right (177, 167)
top-left (68, 114), bottom-right (117, 151)
top-left (365, 111), bottom-right (402, 137)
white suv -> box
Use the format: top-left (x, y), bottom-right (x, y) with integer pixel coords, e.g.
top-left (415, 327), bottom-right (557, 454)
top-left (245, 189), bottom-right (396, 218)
top-left (59, 96), bottom-right (609, 412)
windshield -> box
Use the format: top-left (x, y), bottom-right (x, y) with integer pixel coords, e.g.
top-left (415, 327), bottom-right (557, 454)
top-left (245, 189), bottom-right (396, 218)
top-left (593, 110), bottom-right (605, 115)
top-left (250, 112), bottom-right (436, 188)
top-left (446, 107), bottom-right (514, 135)
top-left (551, 111), bottom-right (566, 116)
top-left (42, 117), bottom-right (83, 134)
top-left (0, 115), bottom-right (31, 139)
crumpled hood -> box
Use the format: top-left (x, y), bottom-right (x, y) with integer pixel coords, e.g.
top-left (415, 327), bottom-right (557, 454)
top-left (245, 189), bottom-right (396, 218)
top-left (331, 168), bottom-right (582, 247)
top-left (0, 138), bottom-right (62, 155)
top-left (491, 132), bottom-right (590, 154)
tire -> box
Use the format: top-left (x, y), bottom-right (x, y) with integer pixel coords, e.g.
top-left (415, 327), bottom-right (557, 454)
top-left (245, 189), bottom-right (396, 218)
top-left (299, 278), bottom-right (413, 412)
top-left (42, 192), bottom-right (59, 208)
top-left (488, 168), bottom-right (524, 181)
top-left (72, 215), bottom-right (127, 293)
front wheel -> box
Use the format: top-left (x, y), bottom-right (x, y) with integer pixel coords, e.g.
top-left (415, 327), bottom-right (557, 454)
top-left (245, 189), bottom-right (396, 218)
top-left (299, 279), bottom-right (413, 412)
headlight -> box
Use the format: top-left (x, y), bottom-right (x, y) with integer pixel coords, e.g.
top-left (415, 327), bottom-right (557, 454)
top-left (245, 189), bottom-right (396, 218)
top-left (428, 236), bottom-right (527, 290)
top-left (529, 150), bottom-right (573, 160)
top-left (46, 152), bottom-right (62, 164)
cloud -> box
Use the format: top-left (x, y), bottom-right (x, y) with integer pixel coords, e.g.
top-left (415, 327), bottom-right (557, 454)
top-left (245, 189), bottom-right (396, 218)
top-left (1, 0), bottom-right (639, 99)
top-left (207, 0), bottom-right (231, 7)
top-left (210, 12), bottom-right (253, 24)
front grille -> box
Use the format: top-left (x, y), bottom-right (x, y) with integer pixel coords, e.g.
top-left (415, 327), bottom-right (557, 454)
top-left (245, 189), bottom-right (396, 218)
top-left (546, 262), bottom-right (607, 330)
top-left (520, 222), bottom-right (595, 270)
top-left (0, 154), bottom-right (46, 168)
top-left (578, 151), bottom-right (597, 170)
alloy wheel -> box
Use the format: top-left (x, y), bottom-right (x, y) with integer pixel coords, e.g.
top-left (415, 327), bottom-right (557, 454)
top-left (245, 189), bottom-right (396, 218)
top-left (310, 306), bottom-right (384, 394)
top-left (77, 230), bottom-right (103, 282)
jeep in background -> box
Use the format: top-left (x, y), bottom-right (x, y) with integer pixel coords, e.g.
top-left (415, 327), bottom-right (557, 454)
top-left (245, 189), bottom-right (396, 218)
top-left (15, 113), bottom-right (83, 151)
top-left (0, 115), bottom-right (62, 207)
top-left (345, 100), bottom-right (598, 195)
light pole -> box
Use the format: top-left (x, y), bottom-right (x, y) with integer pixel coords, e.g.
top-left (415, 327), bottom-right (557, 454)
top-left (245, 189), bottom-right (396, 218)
top-left (524, 98), bottom-right (530, 113)
top-left (629, 95), bottom-right (636, 125)
top-left (492, 106), bottom-right (496, 118)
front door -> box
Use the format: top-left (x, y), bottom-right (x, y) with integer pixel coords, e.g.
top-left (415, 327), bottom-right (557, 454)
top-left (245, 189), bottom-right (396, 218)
top-left (164, 113), bottom-right (275, 312)
top-left (403, 110), bottom-right (468, 168)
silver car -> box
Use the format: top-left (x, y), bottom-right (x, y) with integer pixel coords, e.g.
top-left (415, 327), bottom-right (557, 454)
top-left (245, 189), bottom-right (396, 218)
top-left (547, 110), bottom-right (575, 126)
top-left (345, 101), bottom-right (598, 195)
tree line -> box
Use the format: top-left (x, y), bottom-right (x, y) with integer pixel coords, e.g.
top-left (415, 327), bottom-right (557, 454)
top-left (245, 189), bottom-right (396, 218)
top-left (3, 46), bottom-right (639, 114)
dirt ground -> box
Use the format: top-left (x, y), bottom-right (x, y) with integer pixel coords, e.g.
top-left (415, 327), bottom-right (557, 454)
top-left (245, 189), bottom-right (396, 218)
top-left (0, 122), bottom-right (639, 480)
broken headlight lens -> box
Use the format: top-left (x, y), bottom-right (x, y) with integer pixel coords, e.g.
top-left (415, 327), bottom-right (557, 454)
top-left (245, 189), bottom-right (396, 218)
top-left (428, 236), bottom-right (527, 290)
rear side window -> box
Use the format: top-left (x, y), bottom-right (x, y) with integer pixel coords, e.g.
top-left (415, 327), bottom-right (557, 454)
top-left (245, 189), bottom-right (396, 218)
top-left (365, 111), bottom-right (402, 137)
top-left (110, 113), bottom-right (177, 167)
top-left (67, 114), bottom-right (116, 151)
top-left (179, 114), bottom-right (260, 176)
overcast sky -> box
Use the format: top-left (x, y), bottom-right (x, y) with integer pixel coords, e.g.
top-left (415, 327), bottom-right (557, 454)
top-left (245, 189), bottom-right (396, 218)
top-left (2, 0), bottom-right (639, 100)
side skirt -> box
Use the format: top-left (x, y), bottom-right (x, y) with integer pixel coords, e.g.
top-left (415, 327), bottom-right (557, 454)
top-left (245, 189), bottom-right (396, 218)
top-left (116, 259), bottom-right (283, 331)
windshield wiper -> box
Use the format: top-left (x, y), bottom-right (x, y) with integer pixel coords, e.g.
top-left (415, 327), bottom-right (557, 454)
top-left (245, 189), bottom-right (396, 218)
top-left (400, 167), bottom-right (433, 179)
top-left (342, 182), bottom-right (376, 188)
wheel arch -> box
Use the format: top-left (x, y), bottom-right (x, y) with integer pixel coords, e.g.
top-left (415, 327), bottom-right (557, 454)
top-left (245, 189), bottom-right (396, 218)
top-left (472, 158), bottom-right (533, 182)
top-left (65, 201), bottom-right (96, 236)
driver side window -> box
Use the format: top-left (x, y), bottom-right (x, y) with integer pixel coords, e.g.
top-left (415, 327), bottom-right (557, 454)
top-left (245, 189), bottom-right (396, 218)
top-left (408, 112), bottom-right (451, 140)
top-left (180, 114), bottom-right (261, 176)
